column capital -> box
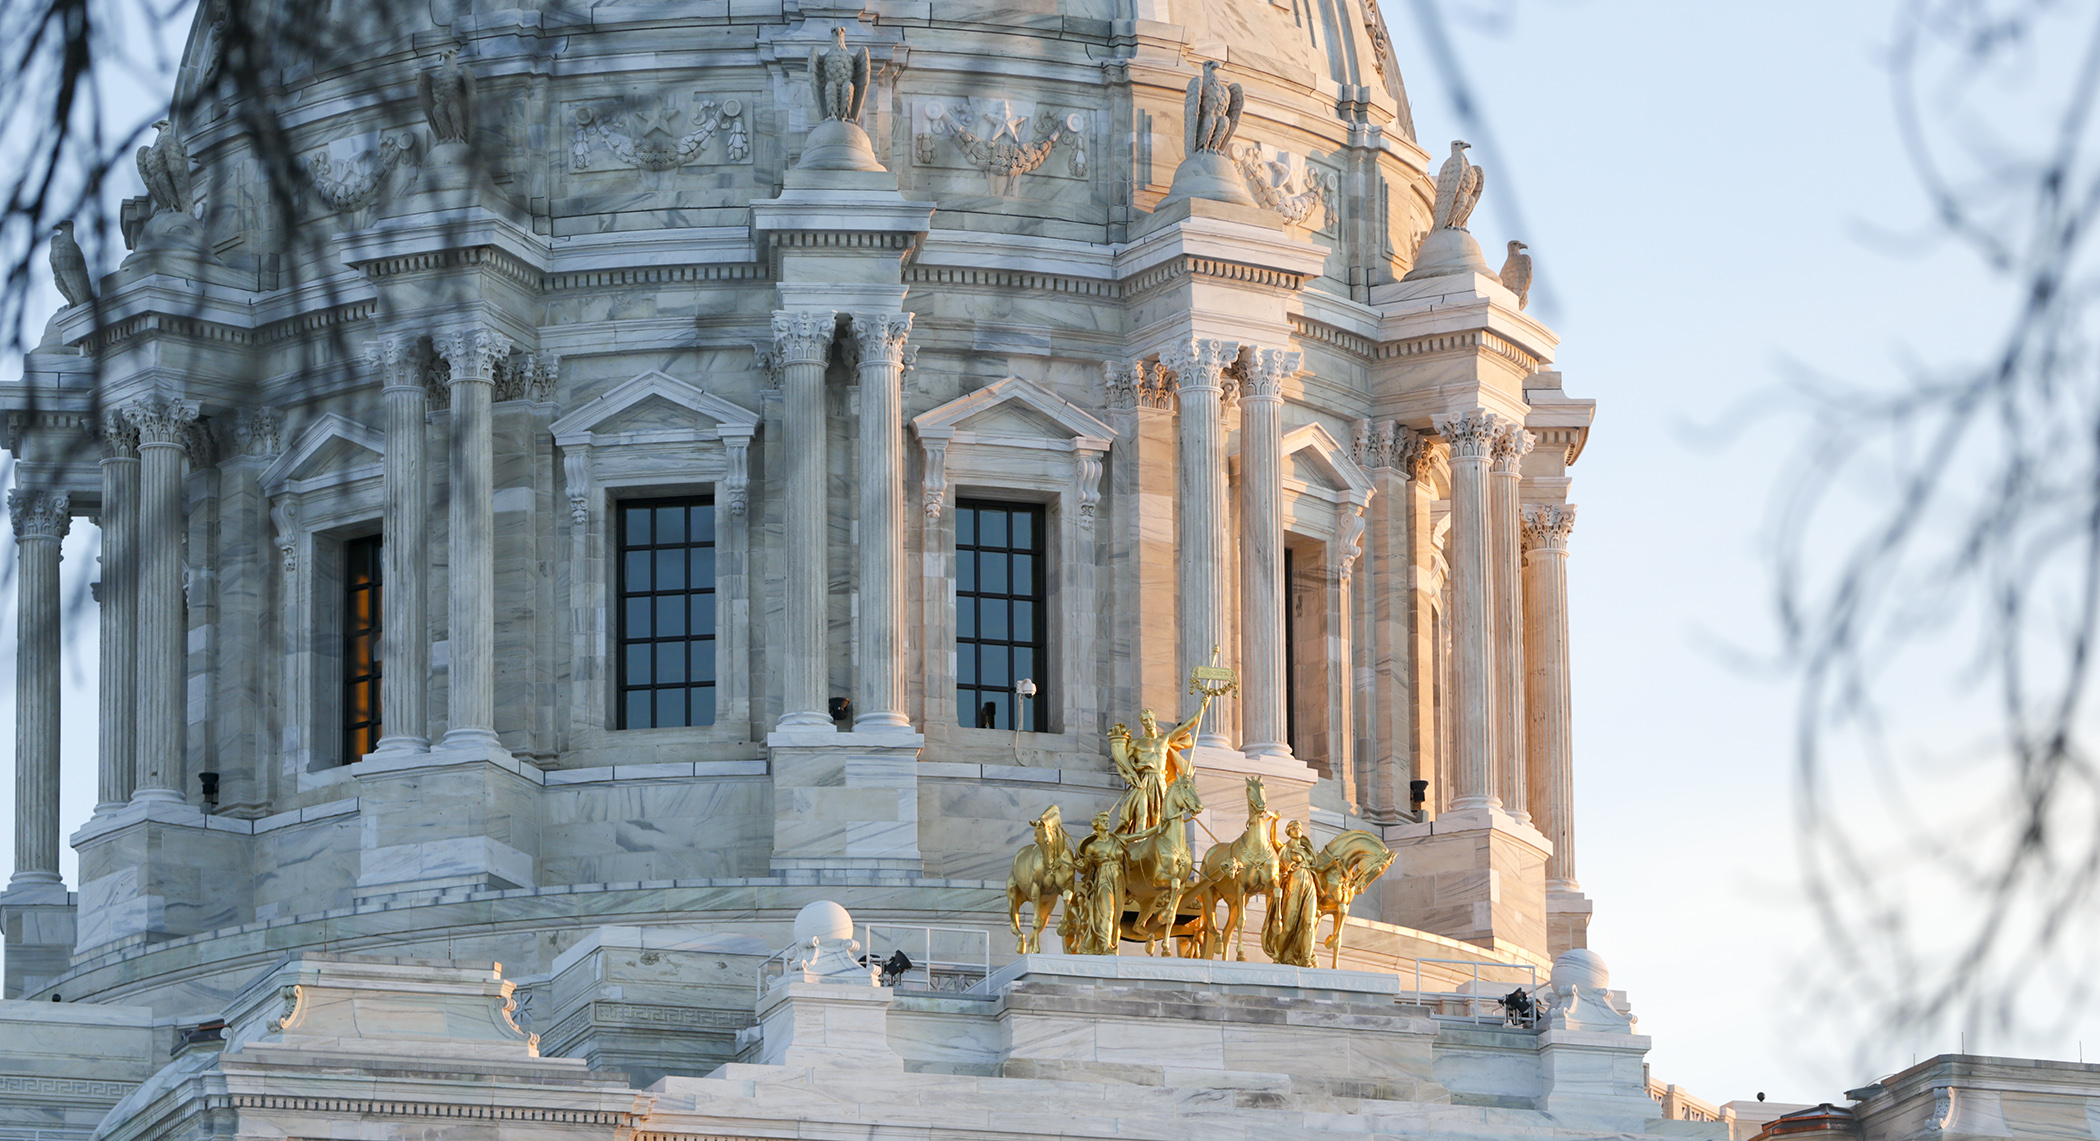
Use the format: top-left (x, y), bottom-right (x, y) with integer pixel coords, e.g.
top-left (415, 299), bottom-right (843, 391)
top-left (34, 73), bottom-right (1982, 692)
top-left (232, 407), bottom-right (284, 458)
top-left (8, 490), bottom-right (70, 541)
top-left (1159, 337), bottom-right (1241, 393)
top-left (1243, 347), bottom-right (1302, 400)
top-left (1433, 408), bottom-right (1502, 461)
top-left (366, 334), bottom-right (422, 390)
top-left (99, 413), bottom-right (139, 458)
top-left (849, 311), bottom-right (913, 369)
top-left (434, 327), bottom-right (515, 382)
top-left (1103, 360), bottom-right (1140, 410)
top-left (1522, 502), bottom-right (1577, 551)
top-left (1490, 424), bottom-right (1535, 473)
top-left (121, 397), bottom-right (200, 446)
top-left (771, 309), bottom-right (838, 366)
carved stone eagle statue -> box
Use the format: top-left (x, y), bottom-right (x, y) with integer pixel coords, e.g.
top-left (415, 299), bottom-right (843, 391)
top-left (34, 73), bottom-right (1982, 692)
top-left (1499, 240), bottom-right (1532, 310)
top-left (809, 27), bottom-right (870, 123)
top-left (1184, 60), bottom-right (1243, 156)
top-left (1430, 139), bottom-right (1484, 231)
top-left (50, 221), bottom-right (92, 308)
top-left (135, 119), bottom-right (193, 217)
top-left (419, 49), bottom-right (476, 145)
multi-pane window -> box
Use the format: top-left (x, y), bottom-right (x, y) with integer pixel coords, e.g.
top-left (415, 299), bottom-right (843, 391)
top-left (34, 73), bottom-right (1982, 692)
top-left (956, 500), bottom-right (1047, 731)
top-left (343, 535), bottom-right (384, 762)
top-left (616, 497), bottom-right (717, 728)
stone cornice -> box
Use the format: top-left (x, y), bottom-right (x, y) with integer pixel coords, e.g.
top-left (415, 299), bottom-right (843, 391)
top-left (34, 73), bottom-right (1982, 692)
top-left (1376, 328), bottom-right (1541, 374)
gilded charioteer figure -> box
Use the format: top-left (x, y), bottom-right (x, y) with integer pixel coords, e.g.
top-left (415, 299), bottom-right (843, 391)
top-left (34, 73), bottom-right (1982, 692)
top-left (1107, 695), bottom-right (1211, 835)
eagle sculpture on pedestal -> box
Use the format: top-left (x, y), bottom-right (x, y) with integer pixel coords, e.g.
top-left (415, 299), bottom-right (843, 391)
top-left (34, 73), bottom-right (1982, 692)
top-left (809, 27), bottom-right (870, 123)
top-left (418, 49), bottom-right (476, 145)
top-left (135, 119), bottom-right (193, 217)
top-left (1430, 139), bottom-right (1484, 230)
top-left (1184, 60), bottom-right (1244, 156)
top-left (1500, 240), bottom-right (1532, 310)
top-left (50, 221), bottom-right (92, 308)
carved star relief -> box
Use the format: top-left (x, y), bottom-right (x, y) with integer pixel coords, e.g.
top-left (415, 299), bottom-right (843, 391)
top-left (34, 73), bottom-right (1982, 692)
top-left (982, 100), bottom-right (1028, 143)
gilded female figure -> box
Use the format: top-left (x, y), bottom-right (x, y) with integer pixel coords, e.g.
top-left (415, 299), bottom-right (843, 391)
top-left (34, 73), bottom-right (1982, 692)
top-left (1263, 819), bottom-right (1320, 968)
top-left (1070, 812), bottom-right (1128, 955)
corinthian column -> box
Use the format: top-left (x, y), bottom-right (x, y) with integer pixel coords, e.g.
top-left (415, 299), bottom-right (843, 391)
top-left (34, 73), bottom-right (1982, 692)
top-left (9, 490), bottom-right (68, 887)
top-left (1523, 503), bottom-right (1578, 888)
top-left (371, 336), bottom-right (429, 754)
top-left (1490, 425), bottom-right (1534, 822)
top-left (1239, 347), bottom-right (1299, 759)
top-left (775, 310), bottom-right (837, 730)
top-left (435, 328), bottom-right (512, 752)
top-left (126, 397), bottom-right (198, 803)
top-left (1434, 409), bottom-right (1500, 811)
top-left (1165, 337), bottom-right (1239, 749)
top-left (851, 312), bottom-right (913, 732)
top-left (96, 419), bottom-right (140, 813)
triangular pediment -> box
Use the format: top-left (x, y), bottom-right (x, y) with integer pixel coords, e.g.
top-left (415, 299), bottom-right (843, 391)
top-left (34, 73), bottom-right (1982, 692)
top-left (263, 413), bottom-right (384, 495)
top-left (551, 370), bottom-right (760, 446)
top-left (913, 376), bottom-right (1116, 449)
top-left (1282, 423), bottom-right (1374, 502)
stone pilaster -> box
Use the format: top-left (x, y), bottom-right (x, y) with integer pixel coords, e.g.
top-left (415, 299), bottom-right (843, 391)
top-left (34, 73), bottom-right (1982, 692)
top-left (1491, 425), bottom-right (1534, 823)
top-left (124, 396), bottom-right (198, 802)
top-left (372, 337), bottom-right (431, 755)
top-left (435, 327), bottom-right (511, 754)
top-left (774, 310), bottom-right (837, 731)
top-left (95, 419), bottom-right (139, 814)
top-left (1103, 361), bottom-right (1182, 726)
top-left (1524, 503), bottom-right (1579, 889)
top-left (1163, 337), bottom-right (1239, 749)
top-left (1434, 409), bottom-right (1500, 811)
top-left (1238, 347), bottom-right (1297, 759)
top-left (8, 489), bottom-right (69, 887)
top-left (850, 311), bottom-right (912, 732)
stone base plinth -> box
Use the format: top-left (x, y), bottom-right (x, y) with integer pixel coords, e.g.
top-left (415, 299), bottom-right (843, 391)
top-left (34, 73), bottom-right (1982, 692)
top-left (1537, 1027), bottom-right (1660, 1123)
top-left (0, 883), bottom-right (74, 998)
top-left (767, 729), bottom-right (924, 873)
top-left (351, 751), bottom-right (540, 902)
top-left (71, 801), bottom-right (249, 953)
top-left (753, 981), bottom-right (900, 1070)
top-left (541, 925), bottom-right (772, 1086)
top-left (1380, 808), bottom-right (1551, 959)
top-left (1547, 888), bottom-right (1593, 959)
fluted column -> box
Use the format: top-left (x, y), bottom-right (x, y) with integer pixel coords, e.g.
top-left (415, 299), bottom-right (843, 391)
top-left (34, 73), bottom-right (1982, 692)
top-left (851, 312), bottom-right (913, 732)
top-left (372, 336), bottom-right (429, 754)
top-left (1165, 337), bottom-right (1239, 749)
top-left (1239, 347), bottom-right (1298, 758)
top-left (1524, 503), bottom-right (1578, 888)
top-left (775, 310), bottom-right (837, 730)
top-left (435, 328), bottom-right (512, 752)
top-left (1434, 409), bottom-right (1500, 810)
top-left (10, 490), bottom-right (69, 886)
top-left (96, 419), bottom-right (140, 813)
top-left (127, 397), bottom-right (198, 802)
top-left (1490, 425), bottom-right (1533, 822)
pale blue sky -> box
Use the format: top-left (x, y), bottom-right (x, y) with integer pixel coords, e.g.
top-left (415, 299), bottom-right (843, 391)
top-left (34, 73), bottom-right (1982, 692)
top-left (1, 0), bottom-right (2088, 1108)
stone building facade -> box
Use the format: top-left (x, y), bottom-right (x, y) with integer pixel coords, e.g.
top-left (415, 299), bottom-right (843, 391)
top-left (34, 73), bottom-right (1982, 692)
top-left (0, 1), bottom-right (1862, 1138)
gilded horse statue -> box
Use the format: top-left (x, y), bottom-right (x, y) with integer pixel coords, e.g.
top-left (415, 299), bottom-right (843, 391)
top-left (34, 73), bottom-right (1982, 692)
top-left (1116, 772), bottom-right (1204, 955)
top-left (1007, 805), bottom-right (1075, 953)
top-left (1193, 775), bottom-right (1281, 960)
top-left (1312, 829), bottom-right (1396, 967)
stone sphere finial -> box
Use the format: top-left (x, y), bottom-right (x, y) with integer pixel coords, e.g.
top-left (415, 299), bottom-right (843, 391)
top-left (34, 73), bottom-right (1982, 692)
top-left (793, 900), bottom-right (855, 945)
top-left (1550, 947), bottom-right (1609, 992)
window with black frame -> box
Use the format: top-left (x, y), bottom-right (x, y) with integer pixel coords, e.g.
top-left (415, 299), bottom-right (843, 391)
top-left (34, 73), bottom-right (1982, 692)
top-left (955, 500), bottom-right (1047, 731)
top-left (342, 534), bottom-right (383, 762)
top-left (616, 497), bottom-right (718, 728)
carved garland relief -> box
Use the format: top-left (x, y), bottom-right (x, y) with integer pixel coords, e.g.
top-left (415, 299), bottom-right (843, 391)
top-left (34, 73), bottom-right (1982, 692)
top-left (568, 95), bottom-right (752, 171)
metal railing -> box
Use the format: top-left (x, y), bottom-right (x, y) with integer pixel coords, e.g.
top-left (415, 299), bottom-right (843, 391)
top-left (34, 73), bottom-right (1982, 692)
top-left (1401, 958), bottom-right (1542, 1025)
top-left (862, 923), bottom-right (991, 993)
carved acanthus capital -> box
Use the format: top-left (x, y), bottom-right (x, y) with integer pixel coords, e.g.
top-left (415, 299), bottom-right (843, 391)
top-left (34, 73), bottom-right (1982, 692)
top-left (366, 334), bottom-right (419, 389)
top-left (1158, 337), bottom-right (1240, 395)
top-left (1490, 424), bottom-right (1535, 473)
top-left (771, 310), bottom-right (837, 367)
top-left (233, 407), bottom-right (283, 457)
top-left (1244, 348), bottom-right (1302, 400)
top-left (121, 397), bottom-right (201, 447)
top-left (1521, 502), bottom-right (1577, 551)
top-left (1103, 360), bottom-right (1141, 411)
top-left (850, 312), bottom-right (913, 372)
top-left (1433, 408), bottom-right (1502, 461)
top-left (99, 413), bottom-right (140, 458)
top-left (433, 328), bottom-right (515, 384)
top-left (8, 489), bottom-right (70, 541)
top-left (752, 342), bottom-right (783, 389)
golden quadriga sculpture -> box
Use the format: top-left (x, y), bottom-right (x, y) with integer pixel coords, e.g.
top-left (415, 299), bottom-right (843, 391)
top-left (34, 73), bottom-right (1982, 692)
top-left (1005, 661), bottom-right (1396, 966)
